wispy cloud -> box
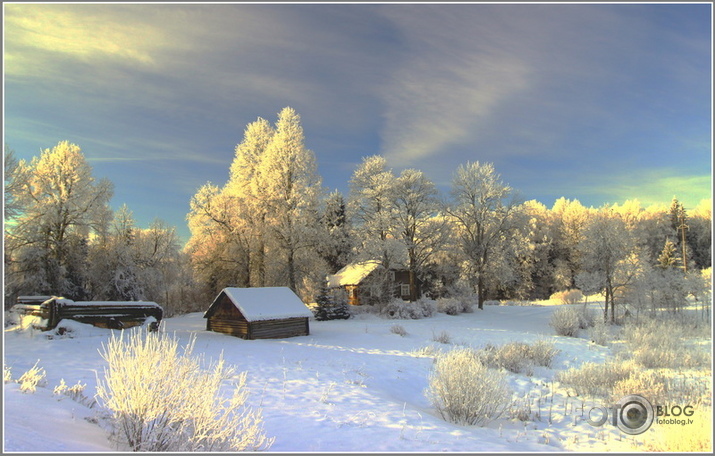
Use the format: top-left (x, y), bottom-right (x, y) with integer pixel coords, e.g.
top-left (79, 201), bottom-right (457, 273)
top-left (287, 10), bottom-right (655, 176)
top-left (377, 6), bottom-right (531, 165)
top-left (4, 4), bottom-right (169, 77)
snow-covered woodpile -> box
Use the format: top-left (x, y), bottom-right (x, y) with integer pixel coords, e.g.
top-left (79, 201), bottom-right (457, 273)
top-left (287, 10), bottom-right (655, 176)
top-left (10, 296), bottom-right (163, 331)
top-left (203, 287), bottom-right (313, 340)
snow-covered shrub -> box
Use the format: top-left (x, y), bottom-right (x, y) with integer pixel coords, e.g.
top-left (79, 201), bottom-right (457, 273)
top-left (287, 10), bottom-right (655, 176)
top-left (4, 365), bottom-right (12, 383)
top-left (549, 307), bottom-right (581, 337)
top-left (620, 316), bottom-right (711, 369)
top-left (479, 342), bottom-right (534, 375)
top-left (426, 348), bottom-right (510, 426)
top-left (380, 298), bottom-right (435, 320)
top-left (96, 330), bottom-right (273, 452)
top-left (588, 319), bottom-right (611, 346)
top-left (436, 297), bottom-right (461, 315)
top-left (432, 330), bottom-right (452, 345)
top-left (390, 324), bottom-right (407, 337)
top-left (436, 297), bottom-right (473, 315)
top-left (575, 306), bottom-right (596, 329)
top-left (478, 340), bottom-right (559, 375)
top-left (550, 289), bottom-right (583, 305)
top-left (556, 361), bottom-right (637, 398)
top-left (53, 378), bottom-right (95, 408)
top-left (18, 360), bottom-right (46, 393)
top-left (529, 339), bottom-right (560, 368)
top-left (610, 370), bottom-right (668, 405)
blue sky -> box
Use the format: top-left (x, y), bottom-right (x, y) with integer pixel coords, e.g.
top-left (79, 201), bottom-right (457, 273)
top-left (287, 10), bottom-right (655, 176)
top-left (4, 2), bottom-right (712, 242)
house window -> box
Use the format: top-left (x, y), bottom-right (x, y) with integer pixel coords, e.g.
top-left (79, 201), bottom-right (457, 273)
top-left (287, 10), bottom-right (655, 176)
top-left (400, 284), bottom-right (410, 297)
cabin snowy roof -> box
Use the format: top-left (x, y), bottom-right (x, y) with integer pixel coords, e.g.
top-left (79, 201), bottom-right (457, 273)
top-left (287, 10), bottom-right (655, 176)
top-left (327, 261), bottom-right (382, 288)
top-left (206, 287), bottom-right (313, 322)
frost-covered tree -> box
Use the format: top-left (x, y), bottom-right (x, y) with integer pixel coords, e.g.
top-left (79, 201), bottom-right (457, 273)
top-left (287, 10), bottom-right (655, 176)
top-left (550, 197), bottom-right (593, 291)
top-left (669, 197), bottom-right (690, 271)
top-left (98, 204), bottom-right (145, 301)
top-left (186, 183), bottom-right (251, 296)
top-left (186, 108), bottom-right (326, 301)
top-left (576, 207), bottom-right (638, 322)
top-left (260, 107), bottom-right (324, 294)
top-left (226, 117), bottom-right (275, 286)
top-left (348, 155), bottom-right (403, 268)
top-left (5, 141), bottom-right (113, 301)
top-left (657, 238), bottom-right (680, 269)
top-left (688, 199), bottom-right (712, 270)
top-left (393, 169), bottom-right (446, 301)
top-left (4, 145), bottom-right (23, 222)
top-left (447, 161), bottom-right (520, 309)
top-left (513, 200), bottom-right (557, 299)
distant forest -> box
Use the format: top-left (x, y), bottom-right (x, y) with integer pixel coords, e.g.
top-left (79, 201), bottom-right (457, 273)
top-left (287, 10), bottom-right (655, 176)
top-left (4, 108), bottom-right (711, 316)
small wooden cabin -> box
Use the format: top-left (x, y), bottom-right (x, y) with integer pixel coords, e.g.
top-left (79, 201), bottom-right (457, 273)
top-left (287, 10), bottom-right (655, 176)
top-left (204, 287), bottom-right (312, 340)
top-left (327, 261), bottom-right (422, 306)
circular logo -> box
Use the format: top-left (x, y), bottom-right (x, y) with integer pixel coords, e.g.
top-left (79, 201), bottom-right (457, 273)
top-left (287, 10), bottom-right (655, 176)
top-left (615, 395), bottom-right (654, 435)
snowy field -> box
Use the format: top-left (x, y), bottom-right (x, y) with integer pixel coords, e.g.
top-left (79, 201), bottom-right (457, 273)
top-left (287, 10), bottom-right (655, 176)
top-left (3, 303), bottom-right (711, 453)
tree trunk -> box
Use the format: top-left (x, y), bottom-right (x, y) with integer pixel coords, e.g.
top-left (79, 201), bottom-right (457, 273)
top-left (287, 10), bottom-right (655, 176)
top-left (287, 248), bottom-right (296, 293)
top-left (477, 274), bottom-right (485, 310)
top-left (408, 268), bottom-right (417, 302)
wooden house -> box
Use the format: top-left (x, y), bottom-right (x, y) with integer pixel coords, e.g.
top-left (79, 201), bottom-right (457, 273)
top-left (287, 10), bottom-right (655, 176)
top-left (204, 287), bottom-right (313, 340)
top-left (327, 261), bottom-right (422, 306)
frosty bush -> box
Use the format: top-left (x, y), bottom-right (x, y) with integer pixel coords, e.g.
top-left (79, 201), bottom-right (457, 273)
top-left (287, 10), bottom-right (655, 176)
top-left (549, 307), bottom-right (581, 337)
top-left (588, 319), bottom-right (611, 346)
top-left (436, 297), bottom-right (473, 315)
top-left (556, 360), bottom-right (637, 398)
top-left (426, 348), bottom-right (510, 426)
top-left (18, 360), bottom-right (46, 393)
top-left (390, 324), bottom-right (407, 337)
top-left (380, 298), bottom-right (435, 320)
top-left (96, 330), bottom-right (273, 452)
top-left (620, 316), bottom-right (711, 369)
top-left (432, 330), bottom-right (452, 345)
top-left (550, 289), bottom-right (584, 305)
top-left (478, 340), bottom-right (559, 375)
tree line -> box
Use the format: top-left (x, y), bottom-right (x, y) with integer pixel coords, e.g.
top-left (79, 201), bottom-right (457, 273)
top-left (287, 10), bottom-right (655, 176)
top-left (4, 107), bottom-right (712, 318)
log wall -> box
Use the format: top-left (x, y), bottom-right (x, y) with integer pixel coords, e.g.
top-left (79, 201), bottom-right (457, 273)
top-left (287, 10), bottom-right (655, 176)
top-left (207, 316), bottom-right (309, 340)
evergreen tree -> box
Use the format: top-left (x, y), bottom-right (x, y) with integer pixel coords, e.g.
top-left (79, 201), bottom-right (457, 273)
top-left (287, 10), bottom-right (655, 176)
top-left (314, 284), bottom-right (350, 321)
top-left (318, 191), bottom-right (353, 273)
top-left (657, 239), bottom-right (679, 269)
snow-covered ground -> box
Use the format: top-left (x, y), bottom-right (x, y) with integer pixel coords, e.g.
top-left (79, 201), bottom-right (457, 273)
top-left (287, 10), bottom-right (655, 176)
top-left (2, 303), bottom-right (709, 452)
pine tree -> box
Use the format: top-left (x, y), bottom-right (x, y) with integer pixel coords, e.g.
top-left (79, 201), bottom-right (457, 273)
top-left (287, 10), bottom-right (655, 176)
top-left (313, 285), bottom-right (350, 321)
top-left (313, 285), bottom-right (332, 321)
top-left (657, 239), bottom-right (679, 269)
top-left (318, 191), bottom-right (353, 273)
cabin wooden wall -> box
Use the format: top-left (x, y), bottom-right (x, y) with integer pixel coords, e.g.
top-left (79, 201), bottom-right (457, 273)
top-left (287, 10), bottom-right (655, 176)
top-left (207, 316), bottom-right (309, 340)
